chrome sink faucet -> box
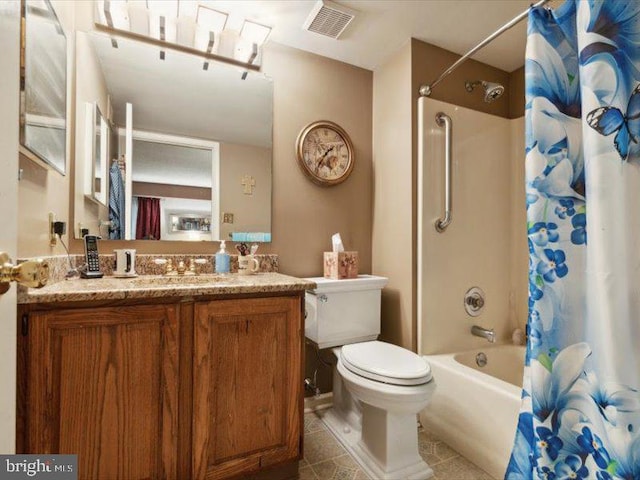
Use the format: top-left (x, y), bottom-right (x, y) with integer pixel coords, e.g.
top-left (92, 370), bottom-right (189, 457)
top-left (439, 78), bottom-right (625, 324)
top-left (153, 257), bottom-right (208, 276)
top-left (471, 325), bottom-right (495, 343)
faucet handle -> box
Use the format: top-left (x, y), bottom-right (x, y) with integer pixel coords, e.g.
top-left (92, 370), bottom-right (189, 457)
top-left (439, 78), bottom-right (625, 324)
top-left (464, 287), bottom-right (485, 316)
top-left (193, 258), bottom-right (208, 276)
top-left (183, 259), bottom-right (201, 276)
top-left (176, 261), bottom-right (186, 275)
top-left (466, 294), bottom-right (484, 309)
top-left (154, 258), bottom-right (175, 275)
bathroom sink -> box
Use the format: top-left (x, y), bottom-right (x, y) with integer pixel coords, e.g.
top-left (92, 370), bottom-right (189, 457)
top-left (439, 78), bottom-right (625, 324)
top-left (129, 275), bottom-right (232, 287)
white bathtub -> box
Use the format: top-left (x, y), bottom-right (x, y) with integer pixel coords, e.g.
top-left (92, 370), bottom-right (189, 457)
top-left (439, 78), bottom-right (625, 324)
top-left (419, 345), bottom-right (525, 479)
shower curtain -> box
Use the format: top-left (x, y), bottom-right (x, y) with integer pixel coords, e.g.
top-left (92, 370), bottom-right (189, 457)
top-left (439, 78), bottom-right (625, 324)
top-left (507, 1), bottom-right (640, 479)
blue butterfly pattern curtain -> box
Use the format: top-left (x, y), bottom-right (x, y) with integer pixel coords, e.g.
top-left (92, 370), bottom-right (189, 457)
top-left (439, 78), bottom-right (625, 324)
top-left (506, 1), bottom-right (640, 479)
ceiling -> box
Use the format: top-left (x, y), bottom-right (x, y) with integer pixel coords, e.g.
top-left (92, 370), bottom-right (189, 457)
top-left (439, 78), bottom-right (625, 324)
top-left (132, 139), bottom-right (212, 187)
top-left (202, 0), bottom-right (540, 73)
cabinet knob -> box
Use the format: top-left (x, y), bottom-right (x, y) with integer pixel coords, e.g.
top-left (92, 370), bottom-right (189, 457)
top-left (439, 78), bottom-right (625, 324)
top-left (0, 252), bottom-right (49, 295)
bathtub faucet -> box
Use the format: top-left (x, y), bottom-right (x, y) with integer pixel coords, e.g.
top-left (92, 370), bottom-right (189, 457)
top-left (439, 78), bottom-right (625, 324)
top-left (471, 325), bottom-right (495, 343)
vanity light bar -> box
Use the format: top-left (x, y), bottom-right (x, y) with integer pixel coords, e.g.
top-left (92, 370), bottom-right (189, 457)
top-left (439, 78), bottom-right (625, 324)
top-left (203, 31), bottom-right (215, 71)
top-left (247, 42), bottom-right (258, 64)
top-left (159, 15), bottom-right (166, 60)
top-left (95, 1), bottom-right (269, 72)
top-left (102, 0), bottom-right (119, 48)
top-left (240, 43), bottom-right (258, 81)
top-left (240, 43), bottom-right (258, 80)
top-left (94, 23), bottom-right (262, 72)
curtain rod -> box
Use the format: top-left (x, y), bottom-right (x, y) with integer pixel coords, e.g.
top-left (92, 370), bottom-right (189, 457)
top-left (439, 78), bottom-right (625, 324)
top-left (419, 0), bottom-right (551, 97)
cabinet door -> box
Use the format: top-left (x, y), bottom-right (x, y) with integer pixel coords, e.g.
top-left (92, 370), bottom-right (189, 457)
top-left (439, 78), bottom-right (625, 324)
top-left (26, 304), bottom-right (179, 480)
top-left (193, 296), bottom-right (302, 480)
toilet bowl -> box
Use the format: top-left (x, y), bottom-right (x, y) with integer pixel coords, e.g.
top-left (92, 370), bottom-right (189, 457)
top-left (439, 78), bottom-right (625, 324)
top-left (305, 276), bottom-right (435, 480)
top-left (339, 341), bottom-right (433, 411)
top-left (335, 341), bottom-right (434, 479)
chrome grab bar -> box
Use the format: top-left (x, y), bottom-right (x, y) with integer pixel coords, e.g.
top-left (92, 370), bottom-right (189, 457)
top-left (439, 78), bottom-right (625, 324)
top-left (435, 112), bottom-right (452, 232)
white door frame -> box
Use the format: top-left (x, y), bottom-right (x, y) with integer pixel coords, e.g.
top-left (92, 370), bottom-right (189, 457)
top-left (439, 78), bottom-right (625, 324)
top-left (0, 0), bottom-right (21, 453)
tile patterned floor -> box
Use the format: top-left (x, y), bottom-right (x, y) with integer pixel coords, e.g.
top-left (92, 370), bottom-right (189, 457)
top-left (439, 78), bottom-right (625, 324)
top-left (301, 411), bottom-right (495, 480)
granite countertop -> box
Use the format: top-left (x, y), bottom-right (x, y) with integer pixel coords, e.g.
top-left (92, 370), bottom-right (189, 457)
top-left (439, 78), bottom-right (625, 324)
top-left (18, 273), bottom-right (317, 304)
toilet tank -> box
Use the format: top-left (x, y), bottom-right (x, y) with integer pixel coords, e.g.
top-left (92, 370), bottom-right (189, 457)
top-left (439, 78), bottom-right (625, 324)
top-left (305, 275), bottom-right (388, 349)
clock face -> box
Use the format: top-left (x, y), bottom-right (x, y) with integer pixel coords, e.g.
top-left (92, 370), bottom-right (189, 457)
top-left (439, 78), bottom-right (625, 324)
top-left (296, 121), bottom-right (354, 186)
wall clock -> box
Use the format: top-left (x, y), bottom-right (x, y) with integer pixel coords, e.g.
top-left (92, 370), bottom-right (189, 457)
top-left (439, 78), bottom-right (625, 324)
top-left (296, 120), bottom-right (354, 186)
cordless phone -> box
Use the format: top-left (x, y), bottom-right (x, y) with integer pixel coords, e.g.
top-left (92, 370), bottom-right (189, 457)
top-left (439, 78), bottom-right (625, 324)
top-left (81, 234), bottom-right (104, 279)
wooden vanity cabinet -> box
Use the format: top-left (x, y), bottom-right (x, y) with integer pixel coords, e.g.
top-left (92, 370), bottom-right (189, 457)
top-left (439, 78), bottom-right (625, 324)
top-left (192, 296), bottom-right (302, 480)
top-left (20, 303), bottom-right (180, 480)
top-left (18, 293), bottom-right (304, 480)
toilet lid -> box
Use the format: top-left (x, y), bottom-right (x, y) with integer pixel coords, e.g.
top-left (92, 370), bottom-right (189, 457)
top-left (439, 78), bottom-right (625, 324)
top-left (340, 341), bottom-right (432, 386)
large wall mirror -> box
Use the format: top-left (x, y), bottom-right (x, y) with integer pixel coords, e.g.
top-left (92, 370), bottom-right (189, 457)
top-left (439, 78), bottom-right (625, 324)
top-left (20, 0), bottom-right (67, 175)
top-left (74, 30), bottom-right (273, 242)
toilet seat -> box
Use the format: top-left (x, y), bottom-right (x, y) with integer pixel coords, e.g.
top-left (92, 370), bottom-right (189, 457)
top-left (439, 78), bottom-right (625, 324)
top-left (341, 341), bottom-right (432, 386)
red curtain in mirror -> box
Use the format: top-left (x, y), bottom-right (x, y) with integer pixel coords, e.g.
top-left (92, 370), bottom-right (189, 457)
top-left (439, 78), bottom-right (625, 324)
top-left (136, 197), bottom-right (161, 240)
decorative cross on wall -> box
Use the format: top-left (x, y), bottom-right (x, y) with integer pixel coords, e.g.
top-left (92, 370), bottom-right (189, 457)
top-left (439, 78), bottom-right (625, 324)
top-left (241, 175), bottom-right (256, 195)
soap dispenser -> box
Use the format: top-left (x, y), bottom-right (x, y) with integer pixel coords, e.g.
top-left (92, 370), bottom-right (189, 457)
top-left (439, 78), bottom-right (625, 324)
top-left (215, 240), bottom-right (230, 274)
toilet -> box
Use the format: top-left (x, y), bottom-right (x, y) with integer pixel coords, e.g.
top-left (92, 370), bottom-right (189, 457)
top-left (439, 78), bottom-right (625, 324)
top-left (305, 275), bottom-right (435, 480)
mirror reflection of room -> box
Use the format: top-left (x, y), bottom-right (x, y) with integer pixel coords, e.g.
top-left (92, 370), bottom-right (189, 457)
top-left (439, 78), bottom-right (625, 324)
top-left (75, 29), bottom-right (273, 242)
top-left (130, 139), bottom-right (215, 241)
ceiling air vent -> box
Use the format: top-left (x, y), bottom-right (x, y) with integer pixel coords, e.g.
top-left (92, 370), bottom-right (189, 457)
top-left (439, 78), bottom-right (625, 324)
top-left (303, 0), bottom-right (356, 39)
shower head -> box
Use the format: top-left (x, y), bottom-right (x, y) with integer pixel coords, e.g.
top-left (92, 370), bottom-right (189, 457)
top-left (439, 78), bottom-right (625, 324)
top-left (482, 81), bottom-right (505, 102)
top-left (465, 80), bottom-right (505, 103)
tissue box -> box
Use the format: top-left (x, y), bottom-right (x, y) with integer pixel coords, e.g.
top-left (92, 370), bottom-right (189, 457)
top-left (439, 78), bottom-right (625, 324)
top-left (324, 251), bottom-right (359, 279)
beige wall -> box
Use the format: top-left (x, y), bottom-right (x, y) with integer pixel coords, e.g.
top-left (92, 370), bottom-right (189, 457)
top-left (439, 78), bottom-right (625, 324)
top-left (510, 117), bottom-right (528, 330)
top-left (219, 142), bottom-right (272, 241)
top-left (509, 66), bottom-right (526, 119)
top-left (73, 30), bottom-right (110, 240)
top-left (261, 42), bottom-right (373, 277)
top-left (372, 41), bottom-right (414, 350)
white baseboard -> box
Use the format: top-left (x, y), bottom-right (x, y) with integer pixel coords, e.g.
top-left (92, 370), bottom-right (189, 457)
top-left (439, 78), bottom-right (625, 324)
top-left (303, 392), bottom-right (333, 413)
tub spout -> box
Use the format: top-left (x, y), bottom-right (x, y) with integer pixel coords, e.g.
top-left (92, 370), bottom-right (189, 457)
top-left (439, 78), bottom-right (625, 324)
top-left (471, 325), bottom-right (495, 343)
